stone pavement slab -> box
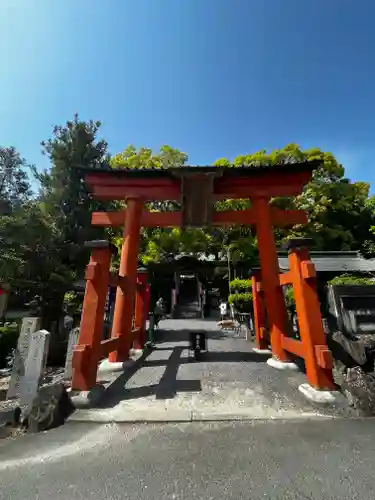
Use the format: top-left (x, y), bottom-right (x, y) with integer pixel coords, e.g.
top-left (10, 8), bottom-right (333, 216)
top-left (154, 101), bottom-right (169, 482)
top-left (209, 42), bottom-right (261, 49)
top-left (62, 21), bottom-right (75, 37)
top-left (69, 319), bottom-right (354, 423)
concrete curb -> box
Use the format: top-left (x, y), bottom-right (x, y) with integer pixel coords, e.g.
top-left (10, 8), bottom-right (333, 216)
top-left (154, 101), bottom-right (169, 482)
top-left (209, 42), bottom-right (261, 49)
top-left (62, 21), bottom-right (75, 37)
top-left (68, 408), bottom-right (339, 423)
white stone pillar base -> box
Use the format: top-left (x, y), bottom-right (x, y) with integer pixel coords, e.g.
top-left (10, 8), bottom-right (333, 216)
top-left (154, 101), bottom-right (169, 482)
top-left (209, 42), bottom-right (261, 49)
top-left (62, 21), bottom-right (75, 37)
top-left (266, 357), bottom-right (299, 371)
top-left (298, 383), bottom-right (338, 403)
top-left (253, 348), bottom-right (272, 355)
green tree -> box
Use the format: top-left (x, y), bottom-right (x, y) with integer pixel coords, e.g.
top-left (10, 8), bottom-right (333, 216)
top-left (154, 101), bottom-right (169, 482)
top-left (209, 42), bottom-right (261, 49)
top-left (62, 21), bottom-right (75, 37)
top-left (111, 144), bottom-right (187, 171)
top-left (0, 146), bottom-right (31, 215)
top-left (30, 115), bottom-right (110, 325)
top-left (216, 144), bottom-right (374, 254)
top-left (109, 145), bottom-right (209, 265)
top-left (363, 195), bottom-right (375, 257)
top-left (0, 145), bottom-right (35, 287)
top-left (36, 114), bottom-right (109, 272)
top-left (0, 202), bottom-right (71, 305)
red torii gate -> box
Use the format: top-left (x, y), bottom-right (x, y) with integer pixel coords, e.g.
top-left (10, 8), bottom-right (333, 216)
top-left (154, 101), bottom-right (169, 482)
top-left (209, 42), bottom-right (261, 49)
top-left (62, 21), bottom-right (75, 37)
top-left (71, 162), bottom-right (334, 393)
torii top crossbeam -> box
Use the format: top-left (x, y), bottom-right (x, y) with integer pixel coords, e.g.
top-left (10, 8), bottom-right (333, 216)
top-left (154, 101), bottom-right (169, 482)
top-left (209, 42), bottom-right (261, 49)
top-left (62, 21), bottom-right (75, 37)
top-left (84, 161), bottom-right (319, 229)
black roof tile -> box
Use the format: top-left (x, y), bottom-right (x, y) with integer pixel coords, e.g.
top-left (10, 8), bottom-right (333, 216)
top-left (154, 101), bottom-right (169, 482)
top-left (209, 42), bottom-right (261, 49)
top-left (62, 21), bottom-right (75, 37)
top-left (278, 251), bottom-right (375, 273)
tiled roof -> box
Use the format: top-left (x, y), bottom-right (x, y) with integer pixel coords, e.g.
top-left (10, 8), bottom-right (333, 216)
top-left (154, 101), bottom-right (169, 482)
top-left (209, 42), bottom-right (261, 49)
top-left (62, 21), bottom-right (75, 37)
top-left (277, 251), bottom-right (375, 273)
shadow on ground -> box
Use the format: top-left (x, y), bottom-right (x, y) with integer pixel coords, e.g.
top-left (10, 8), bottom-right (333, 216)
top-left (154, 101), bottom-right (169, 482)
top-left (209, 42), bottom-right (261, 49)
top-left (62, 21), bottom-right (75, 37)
top-left (98, 326), bottom-right (265, 409)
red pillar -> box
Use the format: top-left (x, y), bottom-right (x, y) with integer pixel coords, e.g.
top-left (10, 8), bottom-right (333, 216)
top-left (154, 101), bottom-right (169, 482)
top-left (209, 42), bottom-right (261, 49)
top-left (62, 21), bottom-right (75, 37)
top-left (253, 196), bottom-right (289, 361)
top-left (133, 269), bottom-right (148, 350)
top-left (251, 272), bottom-right (268, 350)
top-left (72, 240), bottom-right (113, 391)
top-left (288, 242), bottom-right (335, 389)
top-left (109, 197), bottom-right (143, 362)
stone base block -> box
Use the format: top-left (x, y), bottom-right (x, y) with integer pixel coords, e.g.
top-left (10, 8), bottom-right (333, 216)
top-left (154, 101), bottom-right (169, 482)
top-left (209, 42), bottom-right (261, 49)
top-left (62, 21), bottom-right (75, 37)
top-left (129, 348), bottom-right (144, 359)
top-left (267, 357), bottom-right (299, 371)
top-left (298, 383), bottom-right (338, 404)
top-left (23, 383), bottom-right (75, 432)
top-left (0, 401), bottom-right (21, 428)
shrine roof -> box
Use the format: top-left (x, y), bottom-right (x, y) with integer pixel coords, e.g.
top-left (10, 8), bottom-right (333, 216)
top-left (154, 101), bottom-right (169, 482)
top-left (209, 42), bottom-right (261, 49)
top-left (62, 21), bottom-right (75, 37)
top-left (81, 160), bottom-right (320, 179)
top-left (278, 251), bottom-right (375, 273)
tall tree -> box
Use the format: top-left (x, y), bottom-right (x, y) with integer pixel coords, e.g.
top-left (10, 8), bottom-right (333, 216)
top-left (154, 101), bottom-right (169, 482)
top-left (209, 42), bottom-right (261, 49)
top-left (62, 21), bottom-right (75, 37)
top-left (109, 145), bottom-right (206, 265)
top-left (36, 114), bottom-right (109, 275)
top-left (0, 145), bottom-right (34, 287)
top-left (111, 144), bottom-right (187, 170)
top-left (0, 146), bottom-right (31, 215)
top-left (216, 144), bottom-right (375, 254)
top-left (30, 115), bottom-right (110, 325)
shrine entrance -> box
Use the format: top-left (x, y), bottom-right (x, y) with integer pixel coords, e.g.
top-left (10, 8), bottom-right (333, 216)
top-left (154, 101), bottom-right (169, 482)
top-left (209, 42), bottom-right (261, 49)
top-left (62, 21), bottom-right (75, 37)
top-left (71, 162), bottom-right (335, 395)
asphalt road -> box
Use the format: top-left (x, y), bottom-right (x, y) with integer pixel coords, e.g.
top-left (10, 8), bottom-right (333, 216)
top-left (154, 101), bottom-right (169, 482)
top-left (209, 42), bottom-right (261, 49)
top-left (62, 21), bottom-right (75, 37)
top-left (1, 419), bottom-right (375, 499)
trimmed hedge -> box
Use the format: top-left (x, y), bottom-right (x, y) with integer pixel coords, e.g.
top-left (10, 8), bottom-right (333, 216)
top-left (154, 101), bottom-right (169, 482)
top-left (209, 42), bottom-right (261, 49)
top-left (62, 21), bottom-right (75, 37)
top-left (328, 273), bottom-right (374, 286)
top-left (228, 292), bottom-right (253, 313)
top-left (229, 278), bottom-right (252, 291)
top-left (228, 279), bottom-right (253, 312)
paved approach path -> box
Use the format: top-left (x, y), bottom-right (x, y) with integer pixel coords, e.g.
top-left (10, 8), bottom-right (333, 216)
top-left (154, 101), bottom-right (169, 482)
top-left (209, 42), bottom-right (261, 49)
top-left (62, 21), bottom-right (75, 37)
top-left (71, 318), bottom-right (353, 422)
top-left (2, 420), bottom-right (375, 499)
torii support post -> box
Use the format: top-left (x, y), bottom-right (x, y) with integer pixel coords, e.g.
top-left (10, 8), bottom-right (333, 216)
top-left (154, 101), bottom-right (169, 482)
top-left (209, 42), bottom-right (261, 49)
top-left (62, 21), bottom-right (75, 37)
top-left (286, 239), bottom-right (335, 390)
top-left (253, 196), bottom-right (289, 362)
top-left (71, 240), bottom-right (114, 391)
top-left (251, 272), bottom-right (268, 350)
top-left (109, 197), bottom-right (143, 362)
top-left (133, 268), bottom-right (149, 350)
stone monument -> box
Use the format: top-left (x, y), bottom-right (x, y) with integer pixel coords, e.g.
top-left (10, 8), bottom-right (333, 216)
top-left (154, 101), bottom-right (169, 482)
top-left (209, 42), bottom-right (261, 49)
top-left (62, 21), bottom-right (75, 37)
top-left (64, 327), bottom-right (80, 381)
top-left (19, 329), bottom-right (50, 409)
top-left (7, 317), bottom-right (41, 399)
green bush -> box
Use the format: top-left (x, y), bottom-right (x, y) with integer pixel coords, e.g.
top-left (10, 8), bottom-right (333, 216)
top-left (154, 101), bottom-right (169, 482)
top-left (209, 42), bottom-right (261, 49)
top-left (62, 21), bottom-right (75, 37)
top-left (328, 273), bottom-right (374, 286)
top-left (284, 285), bottom-right (295, 307)
top-left (228, 292), bottom-right (253, 313)
top-left (0, 322), bottom-right (19, 368)
top-left (229, 279), bottom-right (252, 291)
top-left (63, 291), bottom-right (83, 316)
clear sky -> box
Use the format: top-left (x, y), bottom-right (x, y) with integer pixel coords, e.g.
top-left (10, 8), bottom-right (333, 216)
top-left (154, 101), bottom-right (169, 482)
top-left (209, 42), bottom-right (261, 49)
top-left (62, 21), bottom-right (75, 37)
top-left (1, 0), bottom-right (374, 187)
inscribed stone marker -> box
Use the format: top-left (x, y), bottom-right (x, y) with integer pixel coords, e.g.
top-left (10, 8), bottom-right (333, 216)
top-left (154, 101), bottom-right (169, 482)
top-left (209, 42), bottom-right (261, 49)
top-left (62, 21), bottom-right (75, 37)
top-left (19, 329), bottom-right (50, 408)
top-left (64, 327), bottom-right (80, 381)
top-left (7, 317), bottom-right (41, 399)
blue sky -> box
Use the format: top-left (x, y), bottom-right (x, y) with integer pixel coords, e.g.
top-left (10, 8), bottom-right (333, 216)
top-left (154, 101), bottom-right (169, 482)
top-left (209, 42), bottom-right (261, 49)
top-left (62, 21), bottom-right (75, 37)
top-left (1, 0), bottom-right (374, 188)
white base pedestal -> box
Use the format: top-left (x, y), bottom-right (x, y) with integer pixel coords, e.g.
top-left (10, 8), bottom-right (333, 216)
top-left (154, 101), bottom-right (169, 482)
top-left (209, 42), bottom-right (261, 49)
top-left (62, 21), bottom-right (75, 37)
top-left (69, 384), bottom-right (105, 408)
top-left (130, 348), bottom-right (143, 356)
top-left (98, 358), bottom-right (134, 373)
top-left (298, 383), bottom-right (338, 404)
top-left (267, 357), bottom-right (299, 371)
top-left (253, 348), bottom-right (272, 355)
